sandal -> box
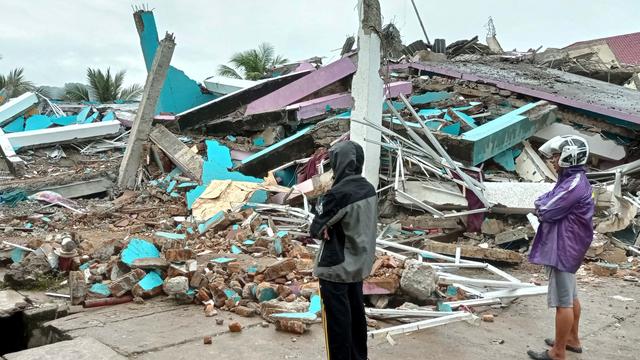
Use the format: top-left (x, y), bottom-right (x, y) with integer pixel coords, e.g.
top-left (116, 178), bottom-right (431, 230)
top-left (544, 338), bottom-right (583, 353)
top-left (527, 349), bottom-right (554, 360)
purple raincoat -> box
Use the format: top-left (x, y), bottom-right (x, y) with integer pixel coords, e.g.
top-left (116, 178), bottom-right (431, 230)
top-left (528, 166), bottom-right (594, 273)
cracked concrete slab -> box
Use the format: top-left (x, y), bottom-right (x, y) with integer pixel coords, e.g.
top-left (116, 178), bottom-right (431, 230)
top-left (37, 272), bottom-right (639, 359)
top-left (45, 299), bottom-right (263, 356)
top-left (44, 299), bottom-right (178, 333)
top-left (138, 322), bottom-right (326, 360)
top-left (3, 337), bottom-right (125, 360)
top-left (0, 290), bottom-right (28, 318)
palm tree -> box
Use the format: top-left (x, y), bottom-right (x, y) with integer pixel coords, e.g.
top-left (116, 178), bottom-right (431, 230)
top-left (217, 43), bottom-right (288, 80)
top-left (63, 67), bottom-right (143, 103)
top-left (0, 68), bottom-right (35, 98)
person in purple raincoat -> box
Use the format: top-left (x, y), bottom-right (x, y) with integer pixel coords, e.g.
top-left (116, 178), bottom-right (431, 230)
top-left (527, 135), bottom-right (594, 360)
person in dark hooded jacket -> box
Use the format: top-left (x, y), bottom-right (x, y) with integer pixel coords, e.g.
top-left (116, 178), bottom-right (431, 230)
top-left (310, 141), bottom-right (377, 360)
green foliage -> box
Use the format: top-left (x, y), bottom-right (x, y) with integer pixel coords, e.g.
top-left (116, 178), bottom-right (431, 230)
top-left (217, 43), bottom-right (288, 80)
top-left (63, 67), bottom-right (143, 103)
top-left (63, 83), bottom-right (91, 102)
top-left (0, 68), bottom-right (35, 98)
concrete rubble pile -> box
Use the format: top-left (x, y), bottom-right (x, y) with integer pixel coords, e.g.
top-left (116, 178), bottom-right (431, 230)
top-left (2, 6), bottom-right (640, 344)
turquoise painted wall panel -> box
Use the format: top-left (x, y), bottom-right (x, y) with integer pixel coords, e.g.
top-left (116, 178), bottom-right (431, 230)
top-left (136, 11), bottom-right (216, 114)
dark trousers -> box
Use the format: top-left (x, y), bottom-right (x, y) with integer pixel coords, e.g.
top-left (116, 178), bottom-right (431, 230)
top-left (319, 279), bottom-right (367, 360)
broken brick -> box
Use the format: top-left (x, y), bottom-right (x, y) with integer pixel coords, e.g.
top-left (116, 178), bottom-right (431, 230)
top-left (228, 322), bottom-right (242, 332)
top-left (190, 270), bottom-right (208, 289)
top-left (591, 262), bottom-right (619, 276)
top-left (277, 284), bottom-right (292, 298)
top-left (363, 276), bottom-right (400, 295)
top-left (204, 303), bottom-right (217, 317)
top-left (482, 314), bottom-right (495, 322)
top-left (109, 269), bottom-right (146, 297)
top-left (164, 248), bottom-right (195, 262)
top-left (260, 299), bottom-right (309, 322)
top-left (289, 244), bottom-right (313, 259)
top-left (209, 285), bottom-right (229, 308)
top-left (234, 305), bottom-right (255, 317)
top-left (300, 281), bottom-right (319, 299)
top-left (263, 258), bottom-right (297, 281)
top-left (275, 319), bottom-right (306, 334)
top-left (196, 288), bottom-right (211, 303)
top-left (131, 257), bottom-right (169, 270)
top-left (132, 282), bottom-right (163, 299)
top-left (203, 335), bottom-right (212, 344)
top-left (227, 262), bottom-right (242, 274)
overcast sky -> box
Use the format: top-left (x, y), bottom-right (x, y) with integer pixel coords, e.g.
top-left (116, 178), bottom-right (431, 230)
top-left (1, 0), bottom-right (639, 88)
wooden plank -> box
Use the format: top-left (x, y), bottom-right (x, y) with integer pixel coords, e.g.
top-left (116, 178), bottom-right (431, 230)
top-left (148, 125), bottom-right (203, 181)
top-left (41, 177), bottom-right (113, 199)
top-left (422, 239), bottom-right (522, 264)
top-left (395, 215), bottom-right (462, 230)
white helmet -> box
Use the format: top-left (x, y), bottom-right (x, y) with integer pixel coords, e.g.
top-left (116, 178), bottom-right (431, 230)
top-left (539, 135), bottom-right (589, 167)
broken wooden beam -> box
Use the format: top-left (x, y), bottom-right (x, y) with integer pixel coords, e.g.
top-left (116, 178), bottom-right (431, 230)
top-left (395, 215), bottom-right (462, 230)
top-left (118, 33), bottom-right (176, 189)
top-left (149, 125), bottom-right (203, 181)
top-left (422, 239), bottom-right (522, 264)
top-left (40, 177), bottom-right (113, 199)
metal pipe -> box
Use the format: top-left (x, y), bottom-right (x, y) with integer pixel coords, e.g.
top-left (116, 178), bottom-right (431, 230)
top-left (409, 0), bottom-right (431, 45)
top-left (398, 93), bottom-right (490, 207)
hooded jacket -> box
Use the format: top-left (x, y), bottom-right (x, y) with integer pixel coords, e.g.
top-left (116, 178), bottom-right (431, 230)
top-left (528, 166), bottom-right (594, 273)
top-left (310, 141), bottom-right (377, 283)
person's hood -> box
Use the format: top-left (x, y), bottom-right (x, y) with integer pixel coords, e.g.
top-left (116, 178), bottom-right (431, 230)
top-left (329, 141), bottom-right (364, 184)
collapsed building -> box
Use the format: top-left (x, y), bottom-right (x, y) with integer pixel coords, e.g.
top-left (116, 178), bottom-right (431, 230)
top-left (1, 2), bottom-right (639, 355)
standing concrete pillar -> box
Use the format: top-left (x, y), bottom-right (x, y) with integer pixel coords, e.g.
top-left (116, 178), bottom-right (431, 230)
top-left (118, 33), bottom-right (176, 189)
top-left (350, 0), bottom-right (383, 188)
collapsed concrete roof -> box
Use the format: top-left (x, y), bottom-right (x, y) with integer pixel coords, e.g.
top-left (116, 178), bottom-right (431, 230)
top-left (390, 60), bottom-right (640, 127)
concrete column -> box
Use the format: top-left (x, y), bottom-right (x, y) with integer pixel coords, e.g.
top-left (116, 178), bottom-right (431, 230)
top-left (349, 0), bottom-right (383, 188)
top-left (118, 33), bottom-right (175, 189)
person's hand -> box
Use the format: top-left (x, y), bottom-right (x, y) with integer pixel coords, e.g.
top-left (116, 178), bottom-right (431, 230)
top-left (323, 228), bottom-right (329, 241)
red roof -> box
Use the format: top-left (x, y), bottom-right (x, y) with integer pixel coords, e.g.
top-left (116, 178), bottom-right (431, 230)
top-left (564, 32), bottom-right (640, 65)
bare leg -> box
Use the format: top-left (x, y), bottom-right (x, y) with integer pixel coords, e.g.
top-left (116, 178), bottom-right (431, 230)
top-left (568, 298), bottom-right (581, 348)
top-left (549, 307), bottom-right (573, 360)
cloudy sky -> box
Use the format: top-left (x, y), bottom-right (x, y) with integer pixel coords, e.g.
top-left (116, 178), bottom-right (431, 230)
top-left (1, 0), bottom-right (639, 88)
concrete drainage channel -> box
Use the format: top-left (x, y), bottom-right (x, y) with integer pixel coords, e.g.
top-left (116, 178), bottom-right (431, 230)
top-left (0, 290), bottom-right (69, 358)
